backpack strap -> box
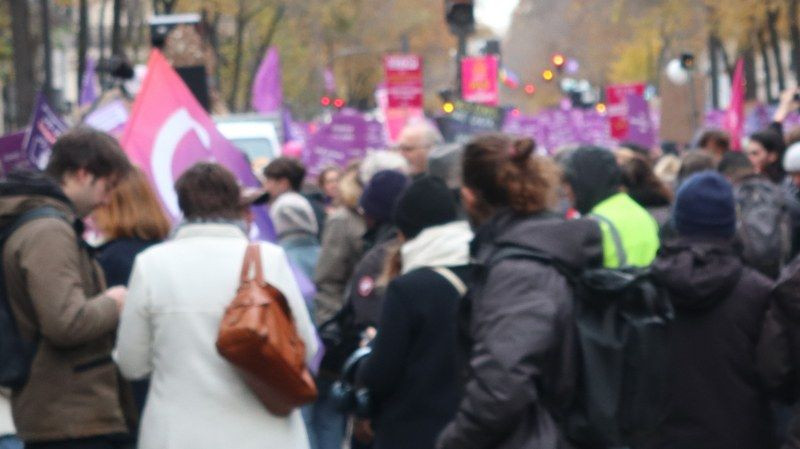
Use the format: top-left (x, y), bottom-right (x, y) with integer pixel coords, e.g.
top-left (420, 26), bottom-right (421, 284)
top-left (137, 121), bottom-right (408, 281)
top-left (589, 213), bottom-right (628, 268)
top-left (1, 206), bottom-right (69, 243)
top-left (432, 267), bottom-right (468, 297)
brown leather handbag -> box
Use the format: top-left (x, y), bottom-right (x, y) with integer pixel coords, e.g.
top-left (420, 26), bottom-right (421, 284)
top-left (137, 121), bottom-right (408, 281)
top-left (216, 243), bottom-right (318, 416)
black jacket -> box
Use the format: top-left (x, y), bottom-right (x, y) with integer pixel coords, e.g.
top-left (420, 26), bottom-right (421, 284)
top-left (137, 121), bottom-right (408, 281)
top-left (649, 238), bottom-right (776, 449)
top-left (437, 210), bottom-right (602, 449)
top-left (97, 238), bottom-right (161, 287)
top-left (358, 265), bottom-right (470, 449)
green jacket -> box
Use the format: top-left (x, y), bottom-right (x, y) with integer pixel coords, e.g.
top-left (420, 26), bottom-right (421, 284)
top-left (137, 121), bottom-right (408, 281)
top-left (591, 192), bottom-right (660, 268)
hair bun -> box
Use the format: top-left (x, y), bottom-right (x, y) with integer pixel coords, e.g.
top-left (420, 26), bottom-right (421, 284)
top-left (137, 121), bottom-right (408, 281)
top-left (511, 138), bottom-right (535, 163)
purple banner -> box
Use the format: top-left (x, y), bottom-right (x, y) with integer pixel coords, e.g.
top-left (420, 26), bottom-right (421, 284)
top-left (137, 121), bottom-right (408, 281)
top-left (251, 47), bottom-right (283, 114)
top-left (0, 131), bottom-right (33, 175)
top-left (303, 109), bottom-right (387, 177)
top-left (79, 57), bottom-right (98, 107)
top-left (24, 93), bottom-right (69, 170)
top-left (503, 108), bottom-right (614, 153)
top-left (83, 100), bottom-right (129, 137)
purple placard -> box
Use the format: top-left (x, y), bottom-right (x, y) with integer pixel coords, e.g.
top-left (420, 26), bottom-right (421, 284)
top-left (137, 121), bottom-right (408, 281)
top-left (503, 108), bottom-right (615, 153)
top-left (303, 109), bottom-right (387, 177)
top-left (0, 131), bottom-right (33, 175)
top-left (24, 93), bottom-right (69, 170)
top-left (625, 93), bottom-right (657, 149)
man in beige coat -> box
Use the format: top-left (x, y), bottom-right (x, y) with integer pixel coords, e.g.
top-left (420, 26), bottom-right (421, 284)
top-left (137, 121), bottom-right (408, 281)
top-left (0, 129), bottom-right (131, 448)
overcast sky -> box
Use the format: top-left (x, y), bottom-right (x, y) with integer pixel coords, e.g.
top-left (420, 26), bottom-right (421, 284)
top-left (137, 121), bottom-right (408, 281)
top-left (475, 0), bottom-right (520, 35)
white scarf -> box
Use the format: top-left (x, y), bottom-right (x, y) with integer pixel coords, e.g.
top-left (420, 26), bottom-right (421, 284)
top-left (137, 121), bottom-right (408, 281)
top-left (401, 221), bottom-right (473, 274)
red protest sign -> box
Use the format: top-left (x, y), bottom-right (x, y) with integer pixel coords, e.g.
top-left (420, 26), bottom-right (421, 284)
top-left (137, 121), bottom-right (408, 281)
top-left (384, 54), bottom-right (424, 109)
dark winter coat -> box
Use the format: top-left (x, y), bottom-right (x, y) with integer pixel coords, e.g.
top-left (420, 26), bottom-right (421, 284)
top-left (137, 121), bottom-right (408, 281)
top-left (649, 237), bottom-right (776, 449)
top-left (358, 265), bottom-right (471, 449)
top-left (436, 210), bottom-right (603, 449)
top-left (759, 255), bottom-right (800, 449)
top-left (97, 238), bottom-right (162, 287)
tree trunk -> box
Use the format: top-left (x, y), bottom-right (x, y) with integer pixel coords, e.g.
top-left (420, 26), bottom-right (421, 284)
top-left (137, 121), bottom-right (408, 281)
top-left (789, 0), bottom-right (800, 83)
top-left (744, 44), bottom-right (758, 101)
top-left (244, 5), bottom-right (286, 112)
top-left (40, 0), bottom-right (53, 102)
top-left (228, 0), bottom-right (247, 112)
top-left (767, 6), bottom-right (787, 92)
top-left (111, 0), bottom-right (123, 56)
top-left (709, 33), bottom-right (720, 109)
top-left (9, 0), bottom-right (35, 127)
top-left (78, 0), bottom-right (89, 100)
top-left (758, 27), bottom-right (776, 103)
top-left (98, 0), bottom-right (108, 87)
top-left (202, 9), bottom-right (223, 94)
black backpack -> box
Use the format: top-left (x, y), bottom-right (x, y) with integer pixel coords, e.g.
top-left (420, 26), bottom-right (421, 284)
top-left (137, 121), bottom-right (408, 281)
top-left (0, 206), bottom-right (69, 389)
top-left (735, 178), bottom-right (792, 278)
top-left (488, 216), bottom-right (673, 447)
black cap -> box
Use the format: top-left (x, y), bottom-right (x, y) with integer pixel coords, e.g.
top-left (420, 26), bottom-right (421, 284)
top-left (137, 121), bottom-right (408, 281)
top-left (394, 175), bottom-right (458, 239)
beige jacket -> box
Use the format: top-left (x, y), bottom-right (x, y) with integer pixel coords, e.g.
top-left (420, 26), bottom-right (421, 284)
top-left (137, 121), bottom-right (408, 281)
top-left (1, 193), bottom-right (127, 442)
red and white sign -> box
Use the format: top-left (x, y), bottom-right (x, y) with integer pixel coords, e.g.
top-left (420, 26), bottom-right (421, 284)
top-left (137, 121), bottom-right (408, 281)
top-left (384, 54), bottom-right (424, 109)
top-left (605, 83), bottom-right (646, 140)
top-left (462, 55), bottom-right (499, 106)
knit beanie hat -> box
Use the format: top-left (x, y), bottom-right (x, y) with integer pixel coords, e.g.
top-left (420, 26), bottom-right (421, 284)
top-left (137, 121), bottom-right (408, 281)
top-left (359, 170), bottom-right (409, 223)
top-left (673, 170), bottom-right (736, 238)
top-left (394, 175), bottom-right (458, 240)
top-left (784, 142), bottom-right (800, 173)
top-left (269, 192), bottom-right (319, 239)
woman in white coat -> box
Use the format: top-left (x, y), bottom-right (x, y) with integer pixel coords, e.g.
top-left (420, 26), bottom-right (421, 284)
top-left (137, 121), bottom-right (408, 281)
top-left (115, 163), bottom-right (318, 449)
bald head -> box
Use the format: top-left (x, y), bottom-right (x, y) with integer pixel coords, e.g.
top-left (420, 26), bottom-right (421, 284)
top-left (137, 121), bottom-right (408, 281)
top-left (397, 123), bottom-right (443, 175)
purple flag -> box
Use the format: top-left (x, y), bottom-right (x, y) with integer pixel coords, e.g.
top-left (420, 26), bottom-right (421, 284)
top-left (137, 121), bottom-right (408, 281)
top-left (251, 47), bottom-right (283, 114)
top-left (625, 94), bottom-right (657, 149)
top-left (24, 93), bottom-right (70, 170)
top-left (0, 131), bottom-right (33, 174)
top-left (323, 67), bottom-right (336, 93)
top-left (79, 57), bottom-right (98, 106)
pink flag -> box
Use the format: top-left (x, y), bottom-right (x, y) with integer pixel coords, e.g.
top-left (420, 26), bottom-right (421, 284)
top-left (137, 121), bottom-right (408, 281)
top-left (725, 59), bottom-right (745, 150)
top-left (251, 47), bottom-right (283, 114)
top-left (121, 49), bottom-right (274, 239)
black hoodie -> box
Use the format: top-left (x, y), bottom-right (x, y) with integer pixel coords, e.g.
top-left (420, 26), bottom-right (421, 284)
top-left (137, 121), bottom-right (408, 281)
top-left (649, 237), bottom-right (776, 449)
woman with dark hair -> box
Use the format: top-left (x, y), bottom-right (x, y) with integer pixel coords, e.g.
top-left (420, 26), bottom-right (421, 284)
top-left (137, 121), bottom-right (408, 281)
top-left (747, 129), bottom-right (786, 184)
top-left (620, 155), bottom-right (673, 227)
top-left (437, 135), bottom-right (603, 449)
top-left (115, 162), bottom-right (318, 449)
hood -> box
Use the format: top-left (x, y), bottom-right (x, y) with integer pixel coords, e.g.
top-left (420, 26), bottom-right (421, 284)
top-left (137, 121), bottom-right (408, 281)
top-left (563, 147), bottom-right (622, 214)
top-left (0, 171), bottom-right (74, 228)
top-left (652, 237), bottom-right (742, 310)
top-left (774, 257), bottom-right (800, 320)
top-left (472, 209), bottom-right (603, 271)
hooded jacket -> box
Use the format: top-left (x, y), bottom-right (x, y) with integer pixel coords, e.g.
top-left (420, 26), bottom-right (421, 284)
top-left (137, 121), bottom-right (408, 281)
top-left (437, 210), bottom-right (602, 449)
top-left (0, 171), bottom-right (128, 442)
top-left (649, 237), bottom-right (775, 449)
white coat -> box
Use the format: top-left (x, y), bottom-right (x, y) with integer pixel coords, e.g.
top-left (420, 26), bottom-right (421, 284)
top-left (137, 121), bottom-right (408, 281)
top-left (114, 223), bottom-right (318, 449)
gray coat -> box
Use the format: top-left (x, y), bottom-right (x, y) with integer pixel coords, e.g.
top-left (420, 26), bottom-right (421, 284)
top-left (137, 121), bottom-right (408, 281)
top-left (437, 211), bottom-right (602, 449)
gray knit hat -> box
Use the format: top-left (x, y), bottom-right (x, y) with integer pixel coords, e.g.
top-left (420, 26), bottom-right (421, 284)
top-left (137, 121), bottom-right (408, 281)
top-left (269, 192), bottom-right (319, 239)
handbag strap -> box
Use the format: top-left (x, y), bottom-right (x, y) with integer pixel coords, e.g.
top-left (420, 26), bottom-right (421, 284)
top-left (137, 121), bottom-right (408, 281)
top-left (240, 243), bottom-right (265, 283)
top-left (432, 267), bottom-right (468, 297)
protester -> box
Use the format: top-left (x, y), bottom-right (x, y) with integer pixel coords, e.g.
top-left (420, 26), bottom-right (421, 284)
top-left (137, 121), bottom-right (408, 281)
top-left (269, 184), bottom-right (321, 282)
top-left (311, 161), bottom-right (365, 449)
top-left (718, 151), bottom-right (756, 183)
top-left (784, 143), bottom-right (800, 257)
top-left (619, 155), bottom-right (673, 227)
top-left (357, 176), bottom-right (472, 449)
top-left (94, 168), bottom-right (172, 287)
top-left (92, 167), bottom-right (171, 422)
top-left (653, 153), bottom-right (681, 190)
top-left (677, 150), bottom-right (716, 185)
top-left (115, 162), bottom-right (318, 449)
top-left (359, 170), bottom-right (409, 252)
top-left (747, 129), bottom-right (787, 184)
top-left (263, 157), bottom-right (325, 237)
top-left (563, 145), bottom-right (660, 268)
top-left (696, 129), bottom-right (731, 164)
top-left (359, 151), bottom-right (409, 186)
top-left (396, 123), bottom-right (444, 176)
top-left (0, 128), bottom-right (132, 448)
top-left (649, 171), bottom-right (776, 449)
top-left (318, 167), bottom-right (342, 214)
top-left (437, 135), bottom-right (603, 449)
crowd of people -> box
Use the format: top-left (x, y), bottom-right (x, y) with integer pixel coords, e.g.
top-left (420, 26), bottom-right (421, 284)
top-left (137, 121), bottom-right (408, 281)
top-left (6, 88), bottom-right (800, 449)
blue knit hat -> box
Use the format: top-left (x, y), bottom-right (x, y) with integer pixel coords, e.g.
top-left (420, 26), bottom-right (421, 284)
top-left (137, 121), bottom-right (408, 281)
top-left (673, 170), bottom-right (736, 238)
top-left (359, 170), bottom-right (409, 223)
